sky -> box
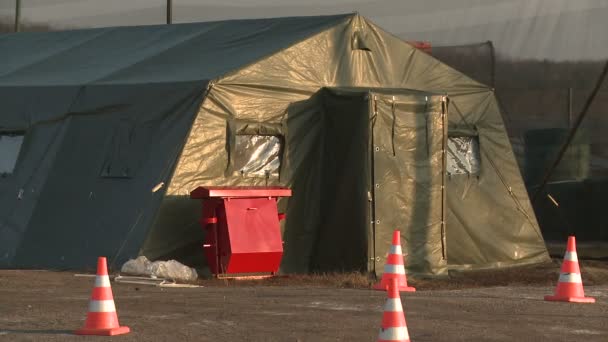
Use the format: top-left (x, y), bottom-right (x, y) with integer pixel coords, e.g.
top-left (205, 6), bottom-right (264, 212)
top-left (1, 0), bottom-right (607, 61)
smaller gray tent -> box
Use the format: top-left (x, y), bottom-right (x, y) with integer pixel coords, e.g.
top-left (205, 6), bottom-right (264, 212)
top-left (0, 14), bottom-right (549, 274)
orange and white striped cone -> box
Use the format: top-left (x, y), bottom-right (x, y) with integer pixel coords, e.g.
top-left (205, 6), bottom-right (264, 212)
top-left (374, 230), bottom-right (416, 292)
top-left (75, 257), bottom-right (130, 336)
top-left (545, 236), bottom-right (595, 303)
top-left (377, 278), bottom-right (410, 342)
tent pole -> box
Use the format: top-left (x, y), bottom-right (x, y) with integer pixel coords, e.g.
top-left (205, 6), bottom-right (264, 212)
top-left (14, 0), bottom-right (21, 32)
top-left (166, 0), bottom-right (173, 24)
top-left (532, 60), bottom-right (608, 203)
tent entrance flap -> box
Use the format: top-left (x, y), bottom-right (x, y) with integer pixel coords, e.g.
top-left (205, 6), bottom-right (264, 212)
top-left (371, 92), bottom-right (448, 276)
top-left (310, 90), bottom-right (371, 272)
top-left (309, 88), bottom-right (447, 276)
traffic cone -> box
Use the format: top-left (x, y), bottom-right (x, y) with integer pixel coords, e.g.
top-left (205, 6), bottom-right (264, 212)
top-left (545, 236), bottom-right (595, 303)
top-left (75, 257), bottom-right (130, 336)
top-left (374, 230), bottom-right (416, 292)
top-left (377, 278), bottom-right (410, 342)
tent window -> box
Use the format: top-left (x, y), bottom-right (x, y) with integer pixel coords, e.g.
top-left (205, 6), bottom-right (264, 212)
top-left (0, 131), bottom-right (25, 177)
top-left (447, 136), bottom-right (481, 175)
top-left (233, 135), bottom-right (282, 178)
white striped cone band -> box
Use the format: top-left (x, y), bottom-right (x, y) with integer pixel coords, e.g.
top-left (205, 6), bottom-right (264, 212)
top-left (88, 300), bottom-right (117, 313)
top-left (390, 245), bottom-right (402, 255)
top-left (559, 273), bottom-right (582, 284)
top-left (563, 251), bottom-right (578, 262)
top-left (94, 275), bottom-right (111, 288)
top-left (378, 327), bottom-right (409, 340)
top-left (384, 264), bottom-right (406, 275)
top-left (383, 298), bottom-right (404, 312)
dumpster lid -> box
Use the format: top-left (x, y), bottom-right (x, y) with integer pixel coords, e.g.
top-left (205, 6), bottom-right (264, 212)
top-left (190, 186), bottom-right (292, 199)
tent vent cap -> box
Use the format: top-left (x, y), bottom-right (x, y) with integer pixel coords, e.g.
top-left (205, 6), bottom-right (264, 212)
top-left (352, 30), bottom-right (372, 51)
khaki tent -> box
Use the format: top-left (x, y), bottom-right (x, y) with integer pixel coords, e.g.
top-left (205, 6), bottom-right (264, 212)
top-left (0, 14), bottom-right (549, 274)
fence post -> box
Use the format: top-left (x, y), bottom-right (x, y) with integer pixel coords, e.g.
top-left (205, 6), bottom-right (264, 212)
top-left (14, 0), bottom-right (21, 32)
top-left (166, 0), bottom-right (173, 24)
top-left (568, 87), bottom-right (573, 128)
top-left (488, 40), bottom-right (496, 89)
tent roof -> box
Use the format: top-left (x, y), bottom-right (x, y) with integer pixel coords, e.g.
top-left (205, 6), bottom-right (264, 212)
top-left (0, 14), bottom-right (351, 87)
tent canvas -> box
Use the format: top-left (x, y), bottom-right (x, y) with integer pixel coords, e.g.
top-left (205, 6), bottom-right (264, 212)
top-left (0, 13), bottom-right (549, 274)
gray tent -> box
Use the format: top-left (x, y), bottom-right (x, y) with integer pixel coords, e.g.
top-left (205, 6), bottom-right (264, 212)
top-left (0, 14), bottom-right (549, 274)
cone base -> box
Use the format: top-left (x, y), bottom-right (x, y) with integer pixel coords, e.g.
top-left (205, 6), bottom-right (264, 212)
top-left (544, 295), bottom-right (595, 303)
top-left (75, 326), bottom-right (130, 336)
top-left (373, 283), bottom-right (416, 292)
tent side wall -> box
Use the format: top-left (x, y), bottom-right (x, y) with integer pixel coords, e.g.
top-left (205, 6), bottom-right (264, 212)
top-left (444, 91), bottom-right (549, 269)
top-left (0, 84), bottom-right (84, 267)
top-left (156, 14), bottom-right (549, 273)
top-left (1, 82), bottom-right (205, 269)
top-left (0, 122), bottom-right (66, 268)
top-left (151, 82), bottom-right (327, 271)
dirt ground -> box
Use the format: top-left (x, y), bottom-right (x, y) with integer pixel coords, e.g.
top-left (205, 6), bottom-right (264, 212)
top-left (1, 260), bottom-right (607, 342)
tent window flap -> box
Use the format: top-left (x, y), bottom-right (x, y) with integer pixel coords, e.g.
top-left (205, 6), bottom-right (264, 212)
top-left (447, 136), bottom-right (480, 175)
top-left (233, 135), bottom-right (281, 177)
top-left (0, 132), bottom-right (25, 176)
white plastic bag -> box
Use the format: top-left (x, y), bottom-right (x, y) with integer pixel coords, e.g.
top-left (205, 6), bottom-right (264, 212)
top-left (120, 256), bottom-right (153, 276)
top-left (120, 257), bottom-right (198, 282)
top-left (150, 259), bottom-right (198, 282)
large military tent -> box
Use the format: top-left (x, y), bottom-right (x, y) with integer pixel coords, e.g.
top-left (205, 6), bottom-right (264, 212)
top-left (0, 13), bottom-right (549, 275)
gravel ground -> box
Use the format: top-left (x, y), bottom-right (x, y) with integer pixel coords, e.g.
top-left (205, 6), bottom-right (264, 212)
top-left (1, 267), bottom-right (607, 342)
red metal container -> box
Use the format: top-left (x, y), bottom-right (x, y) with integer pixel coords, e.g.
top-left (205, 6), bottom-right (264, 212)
top-left (190, 186), bottom-right (292, 278)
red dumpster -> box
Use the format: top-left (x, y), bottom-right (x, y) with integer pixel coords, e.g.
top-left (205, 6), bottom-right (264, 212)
top-left (190, 186), bottom-right (292, 278)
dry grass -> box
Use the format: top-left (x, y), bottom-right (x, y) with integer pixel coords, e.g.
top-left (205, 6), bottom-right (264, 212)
top-left (196, 272), bottom-right (374, 289)
top-left (193, 258), bottom-right (608, 290)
